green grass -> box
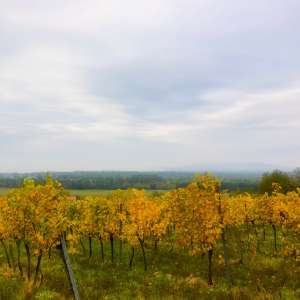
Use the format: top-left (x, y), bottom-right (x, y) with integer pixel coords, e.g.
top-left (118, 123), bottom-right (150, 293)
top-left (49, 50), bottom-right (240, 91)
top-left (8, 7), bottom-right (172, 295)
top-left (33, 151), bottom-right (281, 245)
top-left (0, 229), bottom-right (300, 299)
top-left (68, 189), bottom-right (117, 196)
top-left (68, 189), bottom-right (168, 197)
top-left (0, 188), bottom-right (168, 197)
top-left (0, 188), bottom-right (10, 195)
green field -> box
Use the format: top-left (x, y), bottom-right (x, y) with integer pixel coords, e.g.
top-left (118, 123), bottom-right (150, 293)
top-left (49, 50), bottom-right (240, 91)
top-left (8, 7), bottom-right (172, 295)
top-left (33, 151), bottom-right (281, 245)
top-left (0, 188), bottom-right (10, 195)
top-left (0, 187), bottom-right (168, 197)
top-left (68, 189), bottom-right (168, 197)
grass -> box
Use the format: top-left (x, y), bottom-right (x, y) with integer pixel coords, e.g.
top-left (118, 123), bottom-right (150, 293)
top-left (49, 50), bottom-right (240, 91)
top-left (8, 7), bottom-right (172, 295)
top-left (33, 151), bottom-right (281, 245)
top-left (0, 188), bottom-right (168, 197)
top-left (0, 230), bottom-right (299, 300)
top-left (0, 188), bottom-right (10, 195)
top-left (68, 189), bottom-right (168, 197)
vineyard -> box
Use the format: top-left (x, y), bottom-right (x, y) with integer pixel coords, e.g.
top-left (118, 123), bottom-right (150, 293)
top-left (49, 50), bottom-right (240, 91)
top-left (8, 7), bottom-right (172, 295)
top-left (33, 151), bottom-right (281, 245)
top-left (0, 175), bottom-right (299, 299)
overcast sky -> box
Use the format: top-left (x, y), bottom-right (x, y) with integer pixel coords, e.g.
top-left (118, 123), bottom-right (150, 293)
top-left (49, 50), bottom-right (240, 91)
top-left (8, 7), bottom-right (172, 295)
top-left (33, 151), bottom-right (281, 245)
top-left (1, 0), bottom-right (300, 172)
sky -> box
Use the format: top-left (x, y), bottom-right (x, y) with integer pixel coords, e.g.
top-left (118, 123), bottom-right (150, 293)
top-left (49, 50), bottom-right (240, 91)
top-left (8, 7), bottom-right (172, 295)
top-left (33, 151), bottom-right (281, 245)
top-left (1, 0), bottom-right (300, 172)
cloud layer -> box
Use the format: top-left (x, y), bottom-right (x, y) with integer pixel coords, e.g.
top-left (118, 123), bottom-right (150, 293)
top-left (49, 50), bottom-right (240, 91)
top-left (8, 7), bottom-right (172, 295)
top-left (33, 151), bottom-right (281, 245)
top-left (1, 0), bottom-right (300, 171)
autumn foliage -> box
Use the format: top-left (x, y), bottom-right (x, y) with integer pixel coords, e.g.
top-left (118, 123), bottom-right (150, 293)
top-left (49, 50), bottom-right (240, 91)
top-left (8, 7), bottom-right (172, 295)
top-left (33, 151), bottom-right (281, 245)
top-left (0, 174), bottom-right (299, 288)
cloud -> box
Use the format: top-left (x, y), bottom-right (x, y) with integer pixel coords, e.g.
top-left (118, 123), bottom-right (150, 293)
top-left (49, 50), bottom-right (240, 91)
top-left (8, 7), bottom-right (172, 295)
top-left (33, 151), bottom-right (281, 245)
top-left (0, 0), bottom-right (300, 171)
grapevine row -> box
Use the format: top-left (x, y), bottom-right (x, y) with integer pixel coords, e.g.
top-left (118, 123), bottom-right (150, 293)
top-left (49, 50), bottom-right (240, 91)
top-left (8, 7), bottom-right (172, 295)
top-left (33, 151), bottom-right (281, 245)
top-left (0, 175), bottom-right (299, 287)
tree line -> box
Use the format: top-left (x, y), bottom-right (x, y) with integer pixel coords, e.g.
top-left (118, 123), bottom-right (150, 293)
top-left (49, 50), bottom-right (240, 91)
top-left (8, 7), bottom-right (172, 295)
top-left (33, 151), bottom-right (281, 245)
top-left (1, 169), bottom-right (300, 193)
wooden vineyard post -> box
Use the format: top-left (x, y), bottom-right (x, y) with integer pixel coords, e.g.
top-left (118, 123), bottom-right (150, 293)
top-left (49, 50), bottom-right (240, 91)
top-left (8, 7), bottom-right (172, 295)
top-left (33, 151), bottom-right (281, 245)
top-left (60, 235), bottom-right (81, 300)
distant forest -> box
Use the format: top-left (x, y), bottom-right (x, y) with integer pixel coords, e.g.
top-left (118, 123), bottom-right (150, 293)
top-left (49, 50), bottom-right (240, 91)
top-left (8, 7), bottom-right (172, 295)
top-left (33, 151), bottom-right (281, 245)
top-left (0, 171), bottom-right (261, 192)
top-left (1, 169), bottom-right (299, 193)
